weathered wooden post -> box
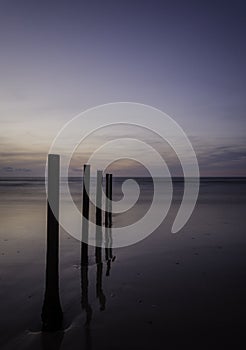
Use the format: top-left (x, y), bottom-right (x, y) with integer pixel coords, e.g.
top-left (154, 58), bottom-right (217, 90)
top-left (109, 174), bottom-right (112, 227)
top-left (105, 173), bottom-right (112, 228)
top-left (82, 164), bottom-right (90, 220)
top-left (110, 174), bottom-right (113, 225)
top-left (105, 173), bottom-right (109, 228)
top-left (96, 170), bottom-right (103, 227)
top-left (81, 164), bottom-right (90, 265)
top-left (41, 154), bottom-right (63, 331)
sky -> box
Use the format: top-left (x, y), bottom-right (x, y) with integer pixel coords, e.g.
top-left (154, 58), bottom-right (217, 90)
top-left (0, 0), bottom-right (245, 177)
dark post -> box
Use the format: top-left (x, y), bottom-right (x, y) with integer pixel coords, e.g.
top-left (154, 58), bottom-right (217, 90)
top-left (105, 173), bottom-right (112, 228)
top-left (105, 173), bottom-right (109, 228)
top-left (109, 174), bottom-right (112, 227)
top-left (41, 154), bottom-right (63, 331)
top-left (105, 173), bottom-right (113, 273)
top-left (83, 164), bottom-right (90, 220)
top-left (81, 164), bottom-right (90, 265)
top-left (96, 170), bottom-right (103, 226)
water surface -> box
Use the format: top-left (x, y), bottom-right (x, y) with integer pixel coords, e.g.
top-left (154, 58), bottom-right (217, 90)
top-left (0, 178), bottom-right (246, 349)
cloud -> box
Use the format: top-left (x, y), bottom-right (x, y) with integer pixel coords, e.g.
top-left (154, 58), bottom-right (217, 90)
top-left (2, 166), bottom-right (14, 172)
top-left (15, 168), bottom-right (32, 172)
top-left (0, 129), bottom-right (245, 177)
top-left (196, 144), bottom-right (246, 176)
top-left (1, 166), bottom-right (32, 173)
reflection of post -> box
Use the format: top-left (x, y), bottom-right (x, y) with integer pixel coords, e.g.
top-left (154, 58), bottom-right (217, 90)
top-left (105, 225), bottom-right (112, 276)
top-left (41, 331), bottom-right (64, 350)
top-left (96, 260), bottom-right (106, 310)
top-left (95, 224), bottom-right (106, 311)
top-left (81, 259), bottom-right (92, 326)
top-left (95, 170), bottom-right (103, 287)
top-left (41, 154), bottom-right (63, 331)
top-left (95, 172), bottom-right (106, 309)
top-left (81, 164), bottom-right (92, 332)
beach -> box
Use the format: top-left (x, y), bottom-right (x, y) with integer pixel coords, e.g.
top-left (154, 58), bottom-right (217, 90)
top-left (0, 178), bottom-right (246, 349)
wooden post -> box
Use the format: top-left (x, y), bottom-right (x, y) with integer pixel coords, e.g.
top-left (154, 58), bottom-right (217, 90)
top-left (109, 174), bottom-right (113, 258)
top-left (81, 164), bottom-right (90, 265)
top-left (105, 173), bottom-right (113, 275)
top-left (96, 170), bottom-right (103, 226)
top-left (109, 174), bottom-right (112, 227)
top-left (105, 173), bottom-right (109, 227)
top-left (41, 154), bottom-right (63, 331)
top-left (105, 173), bottom-right (112, 228)
top-left (83, 164), bottom-right (90, 220)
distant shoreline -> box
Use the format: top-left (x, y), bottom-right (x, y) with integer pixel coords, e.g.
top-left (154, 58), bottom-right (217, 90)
top-left (0, 177), bottom-right (246, 182)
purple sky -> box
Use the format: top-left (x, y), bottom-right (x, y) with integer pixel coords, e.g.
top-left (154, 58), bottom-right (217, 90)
top-left (0, 0), bottom-right (245, 176)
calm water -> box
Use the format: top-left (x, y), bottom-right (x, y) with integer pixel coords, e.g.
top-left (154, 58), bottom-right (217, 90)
top-left (0, 178), bottom-right (246, 349)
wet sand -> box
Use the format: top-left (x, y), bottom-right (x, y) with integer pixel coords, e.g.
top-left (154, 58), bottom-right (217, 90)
top-left (0, 178), bottom-right (246, 349)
